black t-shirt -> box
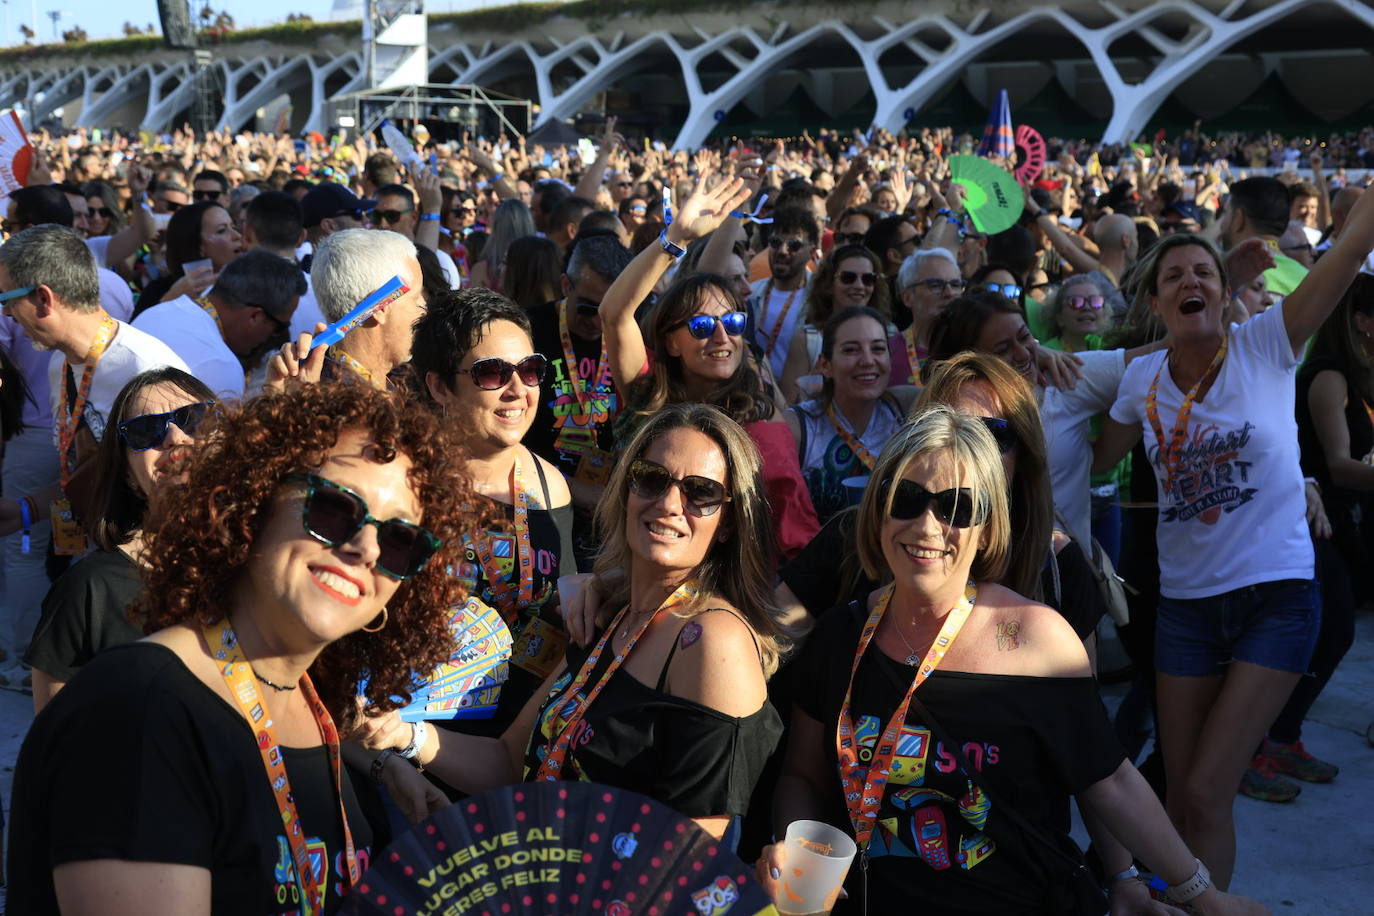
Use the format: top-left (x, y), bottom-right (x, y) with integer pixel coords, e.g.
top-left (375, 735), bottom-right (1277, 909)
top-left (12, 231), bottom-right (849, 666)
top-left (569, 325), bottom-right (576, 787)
top-left (1296, 355), bottom-right (1373, 519)
top-left (521, 616), bottom-right (784, 819)
top-left (793, 604), bottom-right (1125, 916)
top-left (24, 549), bottom-right (143, 681)
top-left (782, 514), bottom-right (1102, 640)
top-left (7, 643), bottom-right (374, 915)
top-left (445, 477), bottom-right (576, 741)
top-left (523, 299), bottom-right (620, 481)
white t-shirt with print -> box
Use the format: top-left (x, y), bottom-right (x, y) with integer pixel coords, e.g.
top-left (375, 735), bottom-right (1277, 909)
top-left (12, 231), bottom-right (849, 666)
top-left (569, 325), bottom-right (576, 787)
top-left (1109, 303), bottom-right (1312, 599)
top-left (132, 295), bottom-right (244, 399)
top-left (1040, 348), bottom-right (1126, 545)
top-left (46, 321), bottom-right (191, 447)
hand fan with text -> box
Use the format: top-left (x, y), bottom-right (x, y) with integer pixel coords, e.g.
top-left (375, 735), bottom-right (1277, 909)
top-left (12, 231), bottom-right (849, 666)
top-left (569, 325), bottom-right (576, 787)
top-left (345, 781), bottom-right (779, 916)
top-left (949, 154), bottom-right (1024, 235)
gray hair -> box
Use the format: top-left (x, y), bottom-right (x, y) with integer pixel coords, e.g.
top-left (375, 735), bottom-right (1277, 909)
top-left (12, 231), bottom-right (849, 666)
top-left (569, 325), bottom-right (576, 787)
top-left (565, 234), bottom-right (633, 285)
top-left (482, 199), bottom-right (536, 273)
top-left (211, 250), bottom-right (307, 318)
top-left (1043, 272), bottom-right (1109, 340)
top-left (896, 247), bottom-right (958, 294)
top-left (0, 224), bottom-right (100, 311)
top-left (311, 228), bottom-right (416, 322)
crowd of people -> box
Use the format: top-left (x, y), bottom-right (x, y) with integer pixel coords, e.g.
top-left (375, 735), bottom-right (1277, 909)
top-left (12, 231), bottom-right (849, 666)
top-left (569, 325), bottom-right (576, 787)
top-left (0, 112), bottom-right (1369, 915)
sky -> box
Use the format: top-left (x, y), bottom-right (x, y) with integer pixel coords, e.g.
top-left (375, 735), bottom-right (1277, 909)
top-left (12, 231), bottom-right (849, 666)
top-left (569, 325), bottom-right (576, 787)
top-left (0, 0), bottom-right (530, 47)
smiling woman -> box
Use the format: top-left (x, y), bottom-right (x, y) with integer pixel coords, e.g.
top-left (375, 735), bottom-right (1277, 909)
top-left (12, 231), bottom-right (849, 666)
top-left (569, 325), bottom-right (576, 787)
top-left (6, 384), bottom-right (480, 915)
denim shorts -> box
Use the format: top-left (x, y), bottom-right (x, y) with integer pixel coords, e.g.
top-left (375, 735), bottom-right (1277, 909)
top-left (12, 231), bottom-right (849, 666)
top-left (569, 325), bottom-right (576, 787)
top-left (1155, 578), bottom-right (1320, 677)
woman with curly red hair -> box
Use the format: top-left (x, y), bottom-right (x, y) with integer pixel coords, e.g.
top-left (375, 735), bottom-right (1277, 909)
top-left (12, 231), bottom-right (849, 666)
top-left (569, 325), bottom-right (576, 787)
top-left (7, 384), bottom-right (482, 916)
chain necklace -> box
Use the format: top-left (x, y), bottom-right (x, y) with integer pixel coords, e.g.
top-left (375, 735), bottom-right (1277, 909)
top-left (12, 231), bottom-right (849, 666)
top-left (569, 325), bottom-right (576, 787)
top-left (890, 617), bottom-right (924, 667)
top-left (251, 665), bottom-right (298, 692)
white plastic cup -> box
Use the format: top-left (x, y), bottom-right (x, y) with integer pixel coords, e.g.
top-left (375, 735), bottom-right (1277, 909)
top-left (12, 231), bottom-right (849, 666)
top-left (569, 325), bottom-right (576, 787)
top-left (556, 574), bottom-right (585, 611)
top-left (841, 475), bottom-right (871, 507)
top-left (775, 819), bottom-right (857, 915)
top-left (182, 257), bottom-right (214, 277)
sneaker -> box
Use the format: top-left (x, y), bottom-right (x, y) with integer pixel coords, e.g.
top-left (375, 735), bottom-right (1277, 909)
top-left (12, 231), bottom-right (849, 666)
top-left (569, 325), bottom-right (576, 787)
top-left (1263, 739), bottom-right (1338, 782)
top-left (1239, 755), bottom-right (1301, 802)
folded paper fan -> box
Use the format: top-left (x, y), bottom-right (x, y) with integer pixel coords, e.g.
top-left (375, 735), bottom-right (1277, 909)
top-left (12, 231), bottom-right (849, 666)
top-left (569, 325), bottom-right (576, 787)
top-left (0, 110), bottom-right (33, 196)
top-left (1013, 125), bottom-right (1046, 186)
top-left (949, 154), bottom-right (1024, 235)
top-left (344, 781), bottom-right (778, 916)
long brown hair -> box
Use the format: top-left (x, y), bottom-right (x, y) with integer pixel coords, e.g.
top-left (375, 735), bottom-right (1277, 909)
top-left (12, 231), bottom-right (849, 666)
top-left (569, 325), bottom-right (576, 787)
top-left (592, 403), bottom-right (793, 676)
top-left (1306, 272), bottom-right (1374, 407)
top-left (627, 272), bottom-right (775, 424)
top-left (915, 352), bottom-right (1051, 600)
top-left (805, 244), bottom-right (891, 326)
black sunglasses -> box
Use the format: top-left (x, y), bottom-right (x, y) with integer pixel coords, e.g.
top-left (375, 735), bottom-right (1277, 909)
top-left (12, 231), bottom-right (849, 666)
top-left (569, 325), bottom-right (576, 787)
top-left (457, 354), bottom-right (548, 390)
top-left (92, 207), bottom-right (116, 219)
top-left (672, 312), bottom-right (748, 339)
top-left (284, 473), bottom-right (440, 581)
top-left (884, 477), bottom-right (988, 528)
top-left (834, 231), bottom-right (867, 246)
top-left (627, 458), bottom-right (731, 517)
top-left (979, 417), bottom-right (1017, 455)
top-left (368, 208), bottom-right (413, 224)
top-left (768, 237), bottom-right (808, 254)
top-left (159, 199), bottom-right (184, 212)
top-left (193, 189), bottom-right (222, 202)
top-left (118, 402), bottom-right (214, 451)
top-left (838, 270), bottom-right (877, 287)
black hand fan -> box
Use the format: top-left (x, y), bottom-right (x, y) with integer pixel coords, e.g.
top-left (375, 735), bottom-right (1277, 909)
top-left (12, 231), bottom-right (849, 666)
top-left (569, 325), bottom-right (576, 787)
top-left (345, 781), bottom-right (779, 916)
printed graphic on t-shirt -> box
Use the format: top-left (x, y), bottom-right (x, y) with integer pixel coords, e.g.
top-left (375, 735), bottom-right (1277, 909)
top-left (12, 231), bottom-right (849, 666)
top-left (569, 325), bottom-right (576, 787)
top-left (547, 353), bottom-right (617, 459)
top-left (269, 833), bottom-right (370, 914)
top-left (803, 433), bottom-right (865, 521)
top-left (1151, 421), bottom-right (1258, 525)
top-left (849, 714), bottom-right (998, 872)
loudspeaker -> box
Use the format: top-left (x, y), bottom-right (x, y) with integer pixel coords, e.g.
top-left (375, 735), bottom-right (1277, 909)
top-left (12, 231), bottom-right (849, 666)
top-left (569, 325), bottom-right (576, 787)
top-left (156, 0), bottom-right (196, 50)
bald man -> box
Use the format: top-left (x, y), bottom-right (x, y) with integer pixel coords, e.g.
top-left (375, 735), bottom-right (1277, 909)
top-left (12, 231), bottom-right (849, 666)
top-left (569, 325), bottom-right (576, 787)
top-left (1024, 197), bottom-right (1138, 317)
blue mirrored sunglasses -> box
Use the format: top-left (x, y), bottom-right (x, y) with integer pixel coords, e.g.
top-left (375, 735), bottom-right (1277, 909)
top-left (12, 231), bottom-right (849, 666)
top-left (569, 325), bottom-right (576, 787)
top-left (673, 311), bottom-right (748, 339)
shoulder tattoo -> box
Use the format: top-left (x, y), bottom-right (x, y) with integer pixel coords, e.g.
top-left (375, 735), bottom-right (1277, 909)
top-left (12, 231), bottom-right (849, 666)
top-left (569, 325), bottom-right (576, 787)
top-left (679, 621), bottom-right (703, 650)
top-left (995, 620), bottom-right (1022, 651)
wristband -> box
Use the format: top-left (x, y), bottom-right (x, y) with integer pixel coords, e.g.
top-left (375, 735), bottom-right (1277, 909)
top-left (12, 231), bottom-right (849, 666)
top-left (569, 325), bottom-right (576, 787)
top-left (659, 229), bottom-right (686, 259)
top-left (18, 496), bottom-right (33, 555)
top-left (419, 213), bottom-right (440, 222)
top-left (399, 720), bottom-right (429, 760)
top-left (1108, 865), bottom-right (1139, 883)
top-left (490, 172), bottom-right (505, 183)
top-left (370, 748), bottom-right (395, 784)
top-left (1165, 859), bottom-right (1211, 904)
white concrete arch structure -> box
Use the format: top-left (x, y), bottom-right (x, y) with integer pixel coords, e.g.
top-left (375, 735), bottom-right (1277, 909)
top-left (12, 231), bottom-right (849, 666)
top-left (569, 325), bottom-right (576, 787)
top-left (0, 0), bottom-right (1370, 140)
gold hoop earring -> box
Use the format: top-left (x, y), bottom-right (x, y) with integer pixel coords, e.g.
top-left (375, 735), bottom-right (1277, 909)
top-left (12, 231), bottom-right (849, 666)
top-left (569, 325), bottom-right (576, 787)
top-left (361, 607), bottom-right (388, 633)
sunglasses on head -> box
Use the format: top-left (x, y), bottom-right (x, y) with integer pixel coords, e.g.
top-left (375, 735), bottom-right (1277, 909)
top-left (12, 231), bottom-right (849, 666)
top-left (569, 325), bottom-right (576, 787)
top-left (193, 189), bottom-right (221, 202)
top-left (368, 208), bottom-right (413, 224)
top-left (979, 417), bottom-right (1017, 455)
top-left (768, 237), bottom-right (808, 254)
top-left (284, 473), bottom-right (440, 581)
top-left (838, 270), bottom-right (877, 287)
top-left (672, 311), bottom-right (748, 339)
top-left (884, 477), bottom-right (988, 528)
top-left (457, 354), bottom-right (548, 390)
top-left (1065, 294), bottom-right (1105, 310)
top-left (627, 458), bottom-right (731, 517)
top-left (983, 282), bottom-right (1023, 301)
top-left (834, 231), bottom-right (867, 246)
top-left (118, 402), bottom-right (214, 451)
top-left (916, 277), bottom-right (965, 294)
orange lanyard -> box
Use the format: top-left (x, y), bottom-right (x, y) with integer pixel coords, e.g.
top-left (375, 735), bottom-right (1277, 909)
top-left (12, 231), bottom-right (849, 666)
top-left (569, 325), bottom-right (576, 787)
top-left (836, 581), bottom-right (976, 851)
top-left (326, 346), bottom-right (384, 390)
top-left (202, 622), bottom-right (358, 915)
top-left (826, 404), bottom-right (877, 471)
top-left (57, 313), bottom-right (117, 488)
top-left (901, 325), bottom-right (926, 386)
top-left (469, 449), bottom-right (535, 624)
top-left (1145, 337), bottom-right (1229, 492)
top-left (760, 281), bottom-right (800, 356)
top-left (558, 299), bottom-right (611, 410)
top-left (534, 582), bottom-right (696, 782)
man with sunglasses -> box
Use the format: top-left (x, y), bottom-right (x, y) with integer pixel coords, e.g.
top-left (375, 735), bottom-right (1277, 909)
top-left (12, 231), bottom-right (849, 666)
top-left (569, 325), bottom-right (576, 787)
top-left (0, 226), bottom-right (188, 690)
top-left (152, 182), bottom-right (190, 216)
top-left (523, 234), bottom-right (634, 569)
top-left (748, 207), bottom-right (819, 379)
top-left (133, 250), bottom-right (304, 399)
top-left (368, 182), bottom-right (462, 290)
top-left (191, 169), bottom-right (229, 204)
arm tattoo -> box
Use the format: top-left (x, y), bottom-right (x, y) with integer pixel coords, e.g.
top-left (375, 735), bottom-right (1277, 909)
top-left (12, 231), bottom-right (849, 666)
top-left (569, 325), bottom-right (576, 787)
top-left (995, 621), bottom-right (1021, 651)
top-left (679, 621), bottom-right (703, 650)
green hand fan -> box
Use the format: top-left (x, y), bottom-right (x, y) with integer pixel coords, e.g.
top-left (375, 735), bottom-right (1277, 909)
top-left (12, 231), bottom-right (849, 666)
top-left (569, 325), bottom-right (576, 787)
top-left (949, 154), bottom-right (1024, 235)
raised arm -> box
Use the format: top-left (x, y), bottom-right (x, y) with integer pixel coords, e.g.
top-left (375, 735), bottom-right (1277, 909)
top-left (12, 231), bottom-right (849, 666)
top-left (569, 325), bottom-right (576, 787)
top-left (1283, 176), bottom-right (1374, 353)
top-left (573, 117), bottom-right (622, 201)
top-left (103, 164), bottom-right (155, 266)
top-left (1308, 151), bottom-right (1332, 232)
top-left (1025, 194), bottom-right (1101, 275)
top-left (599, 174), bottom-right (751, 391)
